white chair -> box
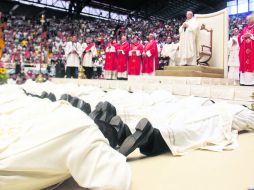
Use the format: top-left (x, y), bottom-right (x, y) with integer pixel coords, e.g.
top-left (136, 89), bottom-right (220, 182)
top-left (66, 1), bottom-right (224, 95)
top-left (197, 24), bottom-right (213, 65)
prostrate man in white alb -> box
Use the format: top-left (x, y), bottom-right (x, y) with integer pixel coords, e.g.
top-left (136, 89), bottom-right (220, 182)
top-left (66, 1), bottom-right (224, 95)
top-left (178, 10), bottom-right (199, 66)
top-left (0, 86), bottom-right (131, 190)
top-left (64, 35), bottom-right (82, 78)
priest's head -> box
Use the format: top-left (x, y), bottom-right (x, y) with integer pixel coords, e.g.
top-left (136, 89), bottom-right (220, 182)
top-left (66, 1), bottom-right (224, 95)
top-left (71, 35), bottom-right (77, 43)
top-left (166, 36), bottom-right (172, 43)
top-left (132, 36), bottom-right (138, 44)
top-left (86, 37), bottom-right (92, 44)
top-left (246, 15), bottom-right (254, 26)
top-left (121, 36), bottom-right (127, 43)
top-left (233, 28), bottom-right (239, 36)
top-left (186, 10), bottom-right (193, 20)
top-left (149, 33), bottom-right (155, 41)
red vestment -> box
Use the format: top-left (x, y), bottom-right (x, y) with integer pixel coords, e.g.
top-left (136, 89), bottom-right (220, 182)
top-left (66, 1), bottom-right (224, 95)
top-left (238, 25), bottom-right (254, 73)
top-left (104, 42), bottom-right (118, 71)
top-left (82, 43), bottom-right (95, 59)
top-left (128, 43), bottom-right (143, 75)
top-left (142, 40), bottom-right (159, 74)
top-left (117, 42), bottom-right (130, 73)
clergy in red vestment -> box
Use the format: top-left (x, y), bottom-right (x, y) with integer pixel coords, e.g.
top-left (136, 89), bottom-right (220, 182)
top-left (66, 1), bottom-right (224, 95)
top-left (142, 33), bottom-right (159, 75)
top-left (104, 38), bottom-right (118, 80)
top-left (128, 37), bottom-right (143, 75)
top-left (117, 36), bottom-right (130, 80)
top-left (238, 14), bottom-right (254, 86)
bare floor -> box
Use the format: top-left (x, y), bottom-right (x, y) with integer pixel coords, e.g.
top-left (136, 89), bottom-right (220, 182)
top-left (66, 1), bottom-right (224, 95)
top-left (56, 132), bottom-right (254, 190)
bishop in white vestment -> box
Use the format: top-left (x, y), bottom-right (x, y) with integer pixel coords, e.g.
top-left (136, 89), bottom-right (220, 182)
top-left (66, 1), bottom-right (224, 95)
top-left (178, 11), bottom-right (199, 66)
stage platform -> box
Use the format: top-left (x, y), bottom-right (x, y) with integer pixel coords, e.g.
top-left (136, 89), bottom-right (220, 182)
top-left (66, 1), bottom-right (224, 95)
top-left (156, 66), bottom-right (224, 78)
top-left (52, 76), bottom-right (254, 108)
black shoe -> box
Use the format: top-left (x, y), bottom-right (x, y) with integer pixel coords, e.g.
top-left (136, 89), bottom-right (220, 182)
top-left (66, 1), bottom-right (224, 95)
top-left (99, 101), bottom-right (116, 123)
top-left (89, 101), bottom-right (104, 120)
top-left (48, 93), bottom-right (56, 102)
top-left (118, 118), bottom-right (154, 156)
top-left (109, 116), bottom-right (132, 146)
top-left (60, 94), bottom-right (73, 102)
top-left (70, 97), bottom-right (79, 107)
top-left (77, 99), bottom-right (91, 115)
top-left (41, 91), bottom-right (49, 99)
top-left (94, 119), bottom-right (118, 148)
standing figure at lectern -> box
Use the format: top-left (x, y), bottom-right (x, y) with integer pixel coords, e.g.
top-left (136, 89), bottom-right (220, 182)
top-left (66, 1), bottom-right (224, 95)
top-left (238, 14), bottom-right (254, 86)
top-left (178, 10), bottom-right (199, 66)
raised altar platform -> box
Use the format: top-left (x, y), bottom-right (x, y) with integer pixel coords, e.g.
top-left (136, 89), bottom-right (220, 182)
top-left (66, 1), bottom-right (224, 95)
top-left (156, 66), bottom-right (224, 78)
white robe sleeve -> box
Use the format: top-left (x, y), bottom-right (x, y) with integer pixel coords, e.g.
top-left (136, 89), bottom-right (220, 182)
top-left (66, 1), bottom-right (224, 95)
top-left (179, 25), bottom-right (184, 34)
top-left (65, 42), bottom-right (72, 57)
top-left (250, 34), bottom-right (254, 41)
top-left (136, 50), bottom-right (141, 56)
top-left (77, 43), bottom-right (83, 57)
top-left (66, 127), bottom-right (131, 190)
top-left (92, 46), bottom-right (97, 57)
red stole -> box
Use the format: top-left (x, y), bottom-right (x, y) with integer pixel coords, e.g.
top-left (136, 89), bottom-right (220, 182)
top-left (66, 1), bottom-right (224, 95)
top-left (238, 25), bottom-right (254, 73)
top-left (117, 42), bottom-right (130, 72)
top-left (128, 43), bottom-right (143, 75)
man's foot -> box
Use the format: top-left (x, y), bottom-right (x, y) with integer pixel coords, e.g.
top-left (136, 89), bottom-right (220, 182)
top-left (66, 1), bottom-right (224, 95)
top-left (94, 119), bottom-right (118, 148)
top-left (47, 92), bottom-right (56, 102)
top-left (89, 101), bottom-right (104, 120)
top-left (99, 101), bottom-right (116, 123)
top-left (76, 99), bottom-right (91, 115)
top-left (118, 118), bottom-right (154, 156)
top-left (60, 94), bottom-right (73, 102)
top-left (70, 97), bottom-right (79, 107)
top-left (41, 91), bottom-right (49, 99)
top-left (109, 116), bottom-right (132, 146)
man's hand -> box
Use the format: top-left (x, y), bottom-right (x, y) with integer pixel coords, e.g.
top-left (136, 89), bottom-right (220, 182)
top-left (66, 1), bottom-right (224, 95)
top-left (243, 33), bottom-right (251, 39)
top-left (232, 39), bottom-right (237, 45)
top-left (183, 22), bottom-right (188, 28)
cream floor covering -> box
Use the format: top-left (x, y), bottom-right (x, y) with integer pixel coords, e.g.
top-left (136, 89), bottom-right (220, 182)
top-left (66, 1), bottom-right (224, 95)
top-left (56, 132), bottom-right (254, 190)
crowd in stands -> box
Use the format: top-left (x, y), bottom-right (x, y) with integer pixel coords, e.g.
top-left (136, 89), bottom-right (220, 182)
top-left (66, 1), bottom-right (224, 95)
top-left (0, 13), bottom-right (249, 79)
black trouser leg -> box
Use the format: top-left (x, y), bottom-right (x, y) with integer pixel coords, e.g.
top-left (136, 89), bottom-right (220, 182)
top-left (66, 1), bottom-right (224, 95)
top-left (84, 67), bottom-right (93, 79)
top-left (70, 67), bottom-right (77, 78)
top-left (66, 67), bottom-right (71, 78)
top-left (139, 128), bottom-right (170, 156)
top-left (73, 67), bottom-right (78, 78)
top-left (15, 64), bottom-right (21, 74)
top-left (96, 67), bottom-right (102, 78)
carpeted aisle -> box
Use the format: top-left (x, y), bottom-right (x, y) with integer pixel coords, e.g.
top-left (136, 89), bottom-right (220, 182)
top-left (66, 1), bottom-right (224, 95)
top-left (56, 132), bottom-right (254, 190)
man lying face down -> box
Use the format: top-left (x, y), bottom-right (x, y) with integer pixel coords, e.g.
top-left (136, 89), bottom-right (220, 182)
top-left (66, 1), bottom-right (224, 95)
top-left (0, 88), bottom-right (131, 190)
top-left (2, 86), bottom-right (254, 190)
top-left (88, 97), bottom-right (254, 157)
